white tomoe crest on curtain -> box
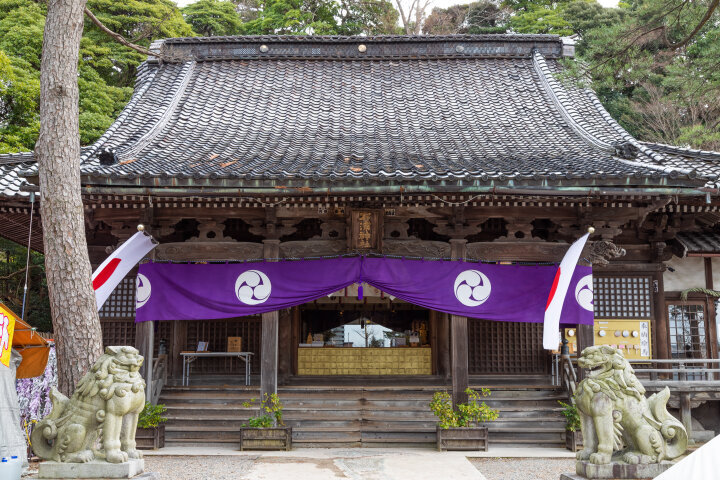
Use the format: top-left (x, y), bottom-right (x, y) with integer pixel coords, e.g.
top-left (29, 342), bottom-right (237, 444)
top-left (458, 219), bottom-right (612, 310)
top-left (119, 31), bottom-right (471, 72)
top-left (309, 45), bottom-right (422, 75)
top-left (92, 231), bottom-right (157, 310)
top-left (543, 233), bottom-right (590, 349)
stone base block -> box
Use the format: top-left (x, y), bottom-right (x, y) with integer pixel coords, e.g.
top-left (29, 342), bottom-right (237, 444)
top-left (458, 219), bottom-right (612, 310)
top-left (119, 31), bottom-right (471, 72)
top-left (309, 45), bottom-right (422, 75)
top-left (38, 459), bottom-right (145, 479)
top-left (564, 460), bottom-right (675, 479)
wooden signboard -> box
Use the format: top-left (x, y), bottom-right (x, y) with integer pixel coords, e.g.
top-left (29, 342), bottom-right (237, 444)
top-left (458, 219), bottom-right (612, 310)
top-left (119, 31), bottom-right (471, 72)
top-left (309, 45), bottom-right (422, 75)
top-left (227, 337), bottom-right (243, 352)
top-left (349, 209), bottom-right (382, 251)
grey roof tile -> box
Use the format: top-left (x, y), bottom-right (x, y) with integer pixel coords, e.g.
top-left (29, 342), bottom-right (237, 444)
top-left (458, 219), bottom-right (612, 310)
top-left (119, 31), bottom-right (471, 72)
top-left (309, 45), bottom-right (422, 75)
top-left (3, 35), bottom-right (719, 193)
top-left (676, 231), bottom-right (720, 254)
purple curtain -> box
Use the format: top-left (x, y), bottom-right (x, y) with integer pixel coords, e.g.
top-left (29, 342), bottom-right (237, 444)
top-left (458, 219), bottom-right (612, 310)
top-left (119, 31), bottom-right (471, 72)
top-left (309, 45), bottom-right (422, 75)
top-left (135, 257), bottom-right (593, 325)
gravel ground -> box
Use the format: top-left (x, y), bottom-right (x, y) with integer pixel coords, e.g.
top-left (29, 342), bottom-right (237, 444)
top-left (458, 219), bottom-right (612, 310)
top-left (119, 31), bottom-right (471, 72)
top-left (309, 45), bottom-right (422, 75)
top-left (470, 458), bottom-right (575, 480)
top-left (144, 456), bottom-right (257, 480)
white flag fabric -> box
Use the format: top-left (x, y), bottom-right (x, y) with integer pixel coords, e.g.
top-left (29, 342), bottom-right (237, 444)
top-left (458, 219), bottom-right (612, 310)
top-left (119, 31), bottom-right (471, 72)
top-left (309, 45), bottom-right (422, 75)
top-left (543, 232), bottom-right (590, 349)
top-left (92, 231), bottom-right (157, 310)
top-left (655, 433), bottom-right (720, 480)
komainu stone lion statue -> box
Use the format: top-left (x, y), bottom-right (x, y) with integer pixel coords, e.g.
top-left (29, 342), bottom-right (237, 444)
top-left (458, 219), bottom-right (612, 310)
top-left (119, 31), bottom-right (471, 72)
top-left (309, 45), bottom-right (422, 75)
top-left (575, 346), bottom-right (687, 465)
top-left (31, 346), bottom-right (146, 463)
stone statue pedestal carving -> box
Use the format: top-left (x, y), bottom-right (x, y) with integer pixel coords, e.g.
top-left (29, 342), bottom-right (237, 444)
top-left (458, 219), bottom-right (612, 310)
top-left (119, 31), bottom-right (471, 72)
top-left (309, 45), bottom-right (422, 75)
top-left (38, 459), bottom-right (145, 479)
top-left (560, 459), bottom-right (676, 479)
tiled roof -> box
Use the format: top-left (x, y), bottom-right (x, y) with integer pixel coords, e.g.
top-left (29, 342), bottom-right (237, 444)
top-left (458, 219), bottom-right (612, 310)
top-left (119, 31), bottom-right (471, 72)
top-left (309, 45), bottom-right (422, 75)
top-left (676, 231), bottom-right (720, 255)
top-left (0, 153), bottom-right (34, 198)
top-left (4, 35), bottom-right (720, 192)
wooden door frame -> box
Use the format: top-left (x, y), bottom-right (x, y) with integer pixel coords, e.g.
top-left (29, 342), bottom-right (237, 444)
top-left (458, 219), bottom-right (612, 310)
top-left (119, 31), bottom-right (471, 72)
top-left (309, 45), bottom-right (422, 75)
top-left (664, 294), bottom-right (717, 360)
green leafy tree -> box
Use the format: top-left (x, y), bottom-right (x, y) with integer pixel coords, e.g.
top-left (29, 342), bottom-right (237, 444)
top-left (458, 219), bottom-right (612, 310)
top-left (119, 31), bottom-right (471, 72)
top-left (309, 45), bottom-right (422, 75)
top-left (0, 238), bottom-right (51, 332)
top-left (0, 0), bottom-right (194, 153)
top-left (182, 0), bottom-right (244, 36)
top-left (574, 0), bottom-right (720, 149)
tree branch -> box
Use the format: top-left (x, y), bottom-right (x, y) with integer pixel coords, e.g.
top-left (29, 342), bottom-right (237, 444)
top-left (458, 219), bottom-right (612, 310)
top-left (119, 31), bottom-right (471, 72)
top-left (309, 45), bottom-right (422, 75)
top-left (665, 0), bottom-right (719, 49)
top-left (84, 7), bottom-right (165, 60)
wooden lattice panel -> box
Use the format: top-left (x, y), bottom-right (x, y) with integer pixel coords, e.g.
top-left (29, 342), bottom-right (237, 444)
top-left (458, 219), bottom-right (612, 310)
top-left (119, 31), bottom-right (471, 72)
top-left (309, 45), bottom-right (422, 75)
top-left (99, 276), bottom-right (136, 319)
top-left (185, 317), bottom-right (262, 374)
top-left (594, 276), bottom-right (652, 319)
top-left (100, 274), bottom-right (136, 348)
top-left (154, 321), bottom-right (173, 352)
top-left (101, 320), bottom-right (136, 347)
top-left (468, 319), bottom-right (549, 375)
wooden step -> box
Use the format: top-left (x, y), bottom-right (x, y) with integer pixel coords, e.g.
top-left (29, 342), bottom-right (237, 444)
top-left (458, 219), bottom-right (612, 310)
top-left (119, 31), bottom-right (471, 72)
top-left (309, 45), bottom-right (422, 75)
top-left (159, 383), bottom-right (569, 448)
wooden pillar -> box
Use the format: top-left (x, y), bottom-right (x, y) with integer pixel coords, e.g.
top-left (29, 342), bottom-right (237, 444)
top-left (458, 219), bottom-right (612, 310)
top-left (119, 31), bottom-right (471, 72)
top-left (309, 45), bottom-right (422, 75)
top-left (136, 321), bottom-right (154, 401)
top-left (704, 258), bottom-right (718, 362)
top-left (449, 238), bottom-right (469, 406)
top-left (451, 314), bottom-right (469, 406)
top-left (261, 239), bottom-right (280, 400)
top-left (654, 270), bottom-right (669, 361)
top-left (576, 325), bottom-right (594, 381)
top-left (170, 321), bottom-right (187, 379)
top-left (291, 307), bottom-right (301, 375)
top-left (432, 311), bottom-right (451, 380)
top-left (278, 309), bottom-right (292, 384)
top-left (680, 393), bottom-right (694, 443)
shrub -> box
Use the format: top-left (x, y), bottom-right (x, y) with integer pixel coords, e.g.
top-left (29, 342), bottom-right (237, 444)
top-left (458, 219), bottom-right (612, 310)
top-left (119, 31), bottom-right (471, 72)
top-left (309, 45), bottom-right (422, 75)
top-left (242, 393), bottom-right (284, 428)
top-left (430, 388), bottom-right (499, 429)
top-left (559, 401), bottom-right (581, 432)
top-left (137, 402), bottom-right (168, 429)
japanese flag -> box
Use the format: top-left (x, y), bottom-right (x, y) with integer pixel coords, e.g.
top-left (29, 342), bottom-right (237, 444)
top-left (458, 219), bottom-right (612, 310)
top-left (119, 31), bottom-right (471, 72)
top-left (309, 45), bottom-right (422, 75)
top-left (92, 231), bottom-right (157, 310)
top-left (543, 232), bottom-right (590, 349)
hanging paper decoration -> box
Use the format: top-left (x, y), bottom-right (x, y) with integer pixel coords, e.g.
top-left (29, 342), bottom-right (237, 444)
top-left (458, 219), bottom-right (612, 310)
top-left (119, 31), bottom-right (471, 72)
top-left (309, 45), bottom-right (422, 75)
top-left (135, 256), bottom-right (593, 326)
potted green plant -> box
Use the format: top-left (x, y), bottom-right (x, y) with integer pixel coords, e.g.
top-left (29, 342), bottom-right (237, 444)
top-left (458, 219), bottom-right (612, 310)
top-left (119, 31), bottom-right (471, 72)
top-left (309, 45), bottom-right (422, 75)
top-left (431, 387), bottom-right (499, 451)
top-left (239, 393), bottom-right (291, 451)
top-left (559, 401), bottom-right (582, 451)
top-left (135, 402), bottom-right (167, 450)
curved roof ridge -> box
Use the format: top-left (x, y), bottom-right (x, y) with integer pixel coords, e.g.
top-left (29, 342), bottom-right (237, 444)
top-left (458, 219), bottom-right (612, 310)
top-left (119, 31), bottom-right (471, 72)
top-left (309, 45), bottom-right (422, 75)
top-left (115, 61), bottom-right (196, 162)
top-left (639, 141), bottom-right (720, 161)
top-left (531, 51), bottom-right (615, 153)
top-left (583, 94), bottom-right (669, 164)
top-left (532, 51), bottom-right (675, 168)
top-left (163, 34), bottom-right (562, 44)
top-left (79, 62), bottom-right (161, 164)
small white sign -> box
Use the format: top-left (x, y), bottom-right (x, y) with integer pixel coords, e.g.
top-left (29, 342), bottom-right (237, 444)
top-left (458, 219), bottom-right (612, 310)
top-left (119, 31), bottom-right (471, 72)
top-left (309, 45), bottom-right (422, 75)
top-left (639, 322), bottom-right (650, 357)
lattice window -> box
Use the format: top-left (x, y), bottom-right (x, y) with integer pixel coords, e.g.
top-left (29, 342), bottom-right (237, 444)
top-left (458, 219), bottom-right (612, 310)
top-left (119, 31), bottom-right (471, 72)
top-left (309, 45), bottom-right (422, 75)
top-left (102, 321), bottom-right (136, 347)
top-left (593, 276), bottom-right (652, 319)
top-left (99, 276), bottom-right (136, 319)
top-left (668, 304), bottom-right (707, 359)
top-left (99, 274), bottom-right (137, 348)
top-left (186, 317), bottom-right (262, 374)
top-left (468, 319), bottom-right (549, 375)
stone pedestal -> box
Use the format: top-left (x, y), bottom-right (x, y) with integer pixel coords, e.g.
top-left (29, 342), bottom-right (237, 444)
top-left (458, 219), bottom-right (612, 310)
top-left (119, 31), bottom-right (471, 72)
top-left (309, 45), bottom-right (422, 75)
top-left (560, 460), bottom-right (675, 479)
top-left (38, 459), bottom-right (145, 479)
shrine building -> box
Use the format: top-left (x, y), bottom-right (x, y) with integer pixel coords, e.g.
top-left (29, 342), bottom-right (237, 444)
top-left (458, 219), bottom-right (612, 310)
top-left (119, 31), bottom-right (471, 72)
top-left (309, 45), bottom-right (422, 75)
top-left (1, 34), bottom-right (719, 447)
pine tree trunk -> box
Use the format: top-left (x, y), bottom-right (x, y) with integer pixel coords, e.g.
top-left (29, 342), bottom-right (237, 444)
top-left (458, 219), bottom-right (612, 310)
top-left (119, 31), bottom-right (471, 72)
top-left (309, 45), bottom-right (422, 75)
top-left (35, 0), bottom-right (103, 395)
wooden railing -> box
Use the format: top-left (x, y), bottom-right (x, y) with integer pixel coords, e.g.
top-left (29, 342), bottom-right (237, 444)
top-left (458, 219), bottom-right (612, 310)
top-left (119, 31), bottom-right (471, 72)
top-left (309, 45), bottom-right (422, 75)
top-left (559, 354), bottom-right (578, 399)
top-left (629, 359), bottom-right (720, 383)
top-left (150, 355), bottom-right (167, 404)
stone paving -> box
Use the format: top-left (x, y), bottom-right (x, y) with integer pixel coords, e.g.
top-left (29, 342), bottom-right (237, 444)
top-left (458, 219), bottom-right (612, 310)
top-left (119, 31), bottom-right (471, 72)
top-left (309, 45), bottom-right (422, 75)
top-left (24, 447), bottom-right (578, 479)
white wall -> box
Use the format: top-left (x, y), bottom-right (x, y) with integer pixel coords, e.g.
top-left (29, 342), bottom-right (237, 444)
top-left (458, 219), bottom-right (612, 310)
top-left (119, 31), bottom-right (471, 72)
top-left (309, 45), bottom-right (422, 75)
top-left (664, 256), bottom-right (706, 292)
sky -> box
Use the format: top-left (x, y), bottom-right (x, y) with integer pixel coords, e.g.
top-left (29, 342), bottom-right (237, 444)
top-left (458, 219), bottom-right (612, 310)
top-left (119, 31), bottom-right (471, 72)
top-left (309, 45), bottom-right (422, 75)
top-left (174, 0), bottom-right (620, 10)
